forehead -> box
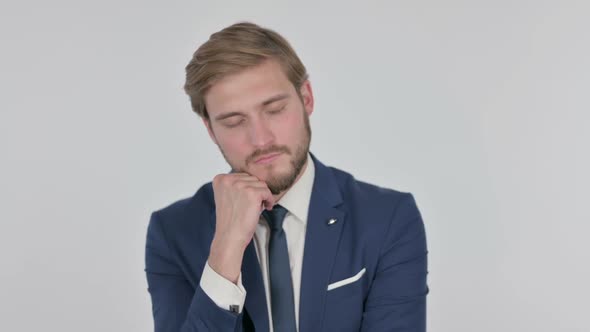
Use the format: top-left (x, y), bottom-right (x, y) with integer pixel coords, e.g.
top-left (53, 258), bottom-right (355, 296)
top-left (204, 59), bottom-right (294, 115)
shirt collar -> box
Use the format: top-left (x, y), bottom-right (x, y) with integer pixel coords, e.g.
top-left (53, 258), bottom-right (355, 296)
top-left (276, 152), bottom-right (314, 224)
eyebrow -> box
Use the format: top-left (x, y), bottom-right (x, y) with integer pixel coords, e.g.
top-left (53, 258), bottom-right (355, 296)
top-left (261, 93), bottom-right (289, 106)
top-left (213, 93), bottom-right (290, 121)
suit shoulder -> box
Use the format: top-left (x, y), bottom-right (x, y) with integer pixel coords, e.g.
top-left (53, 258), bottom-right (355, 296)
top-left (151, 181), bottom-right (215, 223)
top-left (328, 165), bottom-right (412, 206)
top-left (326, 165), bottom-right (422, 243)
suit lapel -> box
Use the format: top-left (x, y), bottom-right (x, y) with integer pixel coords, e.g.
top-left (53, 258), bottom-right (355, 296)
top-left (298, 153), bottom-right (347, 332)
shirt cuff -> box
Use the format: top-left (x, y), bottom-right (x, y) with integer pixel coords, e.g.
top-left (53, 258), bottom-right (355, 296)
top-left (200, 260), bottom-right (247, 314)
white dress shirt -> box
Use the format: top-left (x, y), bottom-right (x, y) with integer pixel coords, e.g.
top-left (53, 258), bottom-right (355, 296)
top-left (200, 152), bottom-right (315, 332)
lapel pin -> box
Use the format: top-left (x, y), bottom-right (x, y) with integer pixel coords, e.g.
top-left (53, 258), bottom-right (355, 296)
top-left (327, 218), bottom-right (337, 225)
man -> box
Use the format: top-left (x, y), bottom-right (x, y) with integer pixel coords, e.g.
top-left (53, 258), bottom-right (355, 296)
top-left (145, 22), bottom-right (429, 332)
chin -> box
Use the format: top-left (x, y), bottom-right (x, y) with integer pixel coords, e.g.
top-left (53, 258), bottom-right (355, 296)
top-left (253, 164), bottom-right (290, 181)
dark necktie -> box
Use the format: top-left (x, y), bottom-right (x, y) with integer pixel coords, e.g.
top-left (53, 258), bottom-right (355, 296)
top-left (261, 204), bottom-right (297, 332)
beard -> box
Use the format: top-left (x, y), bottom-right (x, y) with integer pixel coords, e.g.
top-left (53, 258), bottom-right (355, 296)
top-left (221, 111), bottom-right (312, 195)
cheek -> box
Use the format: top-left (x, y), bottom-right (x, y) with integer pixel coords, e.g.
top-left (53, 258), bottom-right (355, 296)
top-left (217, 134), bottom-right (249, 158)
top-left (283, 113), bottom-right (307, 143)
top-left (276, 111), bottom-right (303, 139)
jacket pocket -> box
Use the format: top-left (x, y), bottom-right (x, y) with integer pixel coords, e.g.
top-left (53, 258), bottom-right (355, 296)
top-left (327, 267), bottom-right (366, 291)
top-left (326, 267), bottom-right (366, 302)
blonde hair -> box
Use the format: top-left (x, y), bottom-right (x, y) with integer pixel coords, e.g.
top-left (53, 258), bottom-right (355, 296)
top-left (184, 22), bottom-right (309, 120)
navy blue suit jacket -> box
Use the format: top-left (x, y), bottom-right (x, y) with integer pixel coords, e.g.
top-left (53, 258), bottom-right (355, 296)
top-left (145, 153), bottom-right (429, 331)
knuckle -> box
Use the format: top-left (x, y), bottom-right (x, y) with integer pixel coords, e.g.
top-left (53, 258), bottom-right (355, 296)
top-left (245, 188), bottom-right (261, 199)
top-left (235, 181), bottom-right (247, 191)
top-left (213, 174), bottom-right (225, 185)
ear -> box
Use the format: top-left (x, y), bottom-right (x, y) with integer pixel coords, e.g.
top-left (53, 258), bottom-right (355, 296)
top-left (201, 116), bottom-right (219, 145)
top-left (299, 80), bottom-right (314, 117)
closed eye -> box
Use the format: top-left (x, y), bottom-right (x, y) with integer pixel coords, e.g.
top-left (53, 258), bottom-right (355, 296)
top-left (267, 106), bottom-right (286, 115)
top-left (223, 118), bottom-right (245, 128)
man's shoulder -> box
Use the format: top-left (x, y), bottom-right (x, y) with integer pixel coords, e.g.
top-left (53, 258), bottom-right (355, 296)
top-left (323, 163), bottom-right (421, 231)
top-left (324, 163), bottom-right (421, 238)
top-left (327, 164), bottom-right (412, 206)
top-left (151, 181), bottom-right (215, 224)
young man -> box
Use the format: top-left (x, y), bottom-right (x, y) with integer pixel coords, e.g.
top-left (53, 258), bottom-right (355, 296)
top-left (145, 22), bottom-right (429, 332)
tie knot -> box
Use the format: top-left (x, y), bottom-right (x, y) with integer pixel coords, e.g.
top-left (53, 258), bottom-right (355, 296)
top-left (262, 204), bottom-right (289, 231)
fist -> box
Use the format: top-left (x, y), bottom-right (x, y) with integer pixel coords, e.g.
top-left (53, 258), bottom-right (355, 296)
top-left (211, 173), bottom-right (275, 248)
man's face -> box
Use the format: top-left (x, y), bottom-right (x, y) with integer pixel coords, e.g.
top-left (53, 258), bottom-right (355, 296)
top-left (203, 59), bottom-right (314, 195)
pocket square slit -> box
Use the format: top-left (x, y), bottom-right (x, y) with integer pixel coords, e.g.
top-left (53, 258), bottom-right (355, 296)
top-left (327, 267), bottom-right (366, 291)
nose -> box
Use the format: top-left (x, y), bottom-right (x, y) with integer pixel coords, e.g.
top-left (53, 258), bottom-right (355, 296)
top-left (248, 115), bottom-right (275, 148)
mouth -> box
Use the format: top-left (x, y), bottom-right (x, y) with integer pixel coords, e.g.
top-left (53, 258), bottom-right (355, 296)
top-left (254, 152), bottom-right (282, 164)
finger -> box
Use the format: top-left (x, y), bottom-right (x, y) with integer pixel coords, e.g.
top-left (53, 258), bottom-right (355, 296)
top-left (234, 177), bottom-right (264, 184)
top-left (227, 175), bottom-right (262, 188)
top-left (229, 172), bottom-right (258, 178)
top-left (241, 181), bottom-right (271, 190)
top-left (261, 199), bottom-right (274, 212)
top-left (235, 181), bottom-right (269, 193)
top-left (246, 186), bottom-right (274, 211)
top-left (260, 190), bottom-right (275, 210)
top-left (229, 172), bottom-right (270, 183)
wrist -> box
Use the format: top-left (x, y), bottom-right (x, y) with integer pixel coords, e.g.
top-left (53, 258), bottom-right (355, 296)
top-left (208, 235), bottom-right (247, 283)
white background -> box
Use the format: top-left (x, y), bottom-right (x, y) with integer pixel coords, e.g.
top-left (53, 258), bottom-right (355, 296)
top-left (1, 1), bottom-right (589, 331)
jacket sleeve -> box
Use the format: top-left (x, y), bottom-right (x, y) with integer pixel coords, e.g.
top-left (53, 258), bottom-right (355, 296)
top-left (360, 193), bottom-right (429, 332)
top-left (145, 211), bottom-right (244, 332)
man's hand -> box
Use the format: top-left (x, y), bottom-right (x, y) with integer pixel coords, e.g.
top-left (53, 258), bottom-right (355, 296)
top-left (208, 173), bottom-right (275, 284)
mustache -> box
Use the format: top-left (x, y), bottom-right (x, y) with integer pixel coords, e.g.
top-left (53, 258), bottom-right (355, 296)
top-left (247, 146), bottom-right (291, 164)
